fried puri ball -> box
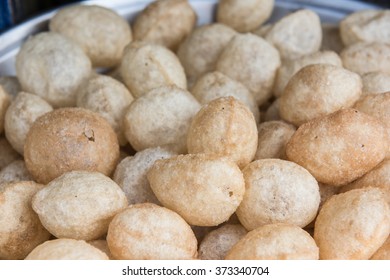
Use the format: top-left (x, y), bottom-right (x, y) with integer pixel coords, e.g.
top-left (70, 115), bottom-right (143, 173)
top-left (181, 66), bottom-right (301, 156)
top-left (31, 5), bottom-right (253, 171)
top-left (133, 0), bottom-right (196, 51)
top-left (314, 188), bottom-right (390, 259)
top-left (107, 203), bottom-right (197, 260)
top-left (187, 97), bottom-right (258, 168)
top-left (4, 92), bottom-right (53, 155)
top-left (123, 85), bottom-right (200, 153)
top-left (147, 154), bottom-right (245, 227)
top-left (15, 32), bottom-right (91, 108)
top-left (0, 76), bottom-right (21, 98)
top-left (76, 75), bottom-right (134, 146)
top-left (216, 33), bottom-right (281, 106)
top-left (255, 121), bottom-right (296, 160)
top-left (217, 0), bottom-right (274, 33)
top-left (0, 182), bottom-right (51, 259)
top-left (265, 9), bottom-right (322, 60)
top-left (286, 109), bottom-right (388, 186)
top-left (120, 42), bottom-right (187, 98)
top-left (279, 64), bottom-right (362, 126)
top-left (190, 71), bottom-right (260, 123)
top-left (0, 85), bottom-right (11, 134)
top-left (371, 236), bottom-right (390, 260)
top-left (25, 239), bottom-right (109, 260)
top-left (113, 147), bottom-right (177, 205)
top-left (362, 71), bottom-right (390, 96)
top-left (24, 108), bottom-right (119, 184)
top-left (50, 5), bottom-right (132, 68)
top-left (226, 223), bottom-right (319, 260)
top-left (0, 160), bottom-right (33, 185)
top-left (177, 24), bottom-right (236, 85)
top-left (32, 171), bottom-right (128, 241)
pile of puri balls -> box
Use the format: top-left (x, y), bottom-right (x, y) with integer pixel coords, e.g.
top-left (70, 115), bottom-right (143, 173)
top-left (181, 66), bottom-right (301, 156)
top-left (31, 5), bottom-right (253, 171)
top-left (0, 0), bottom-right (390, 261)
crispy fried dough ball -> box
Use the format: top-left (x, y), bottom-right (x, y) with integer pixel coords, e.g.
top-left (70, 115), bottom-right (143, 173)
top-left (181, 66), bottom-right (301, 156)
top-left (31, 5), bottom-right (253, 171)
top-left (216, 33), bottom-right (281, 106)
top-left (4, 92), bottom-right (53, 155)
top-left (25, 239), bottom-right (109, 260)
top-left (0, 181), bottom-right (50, 259)
top-left (24, 108), bottom-right (119, 184)
top-left (133, 0), bottom-right (196, 51)
top-left (177, 24), bottom-right (236, 85)
top-left (191, 71), bottom-right (260, 122)
top-left (0, 160), bottom-right (33, 185)
top-left (255, 121), bottom-right (296, 160)
top-left (50, 5), bottom-right (132, 68)
top-left (340, 10), bottom-right (390, 47)
top-left (15, 32), bottom-right (91, 108)
top-left (341, 42), bottom-right (390, 75)
top-left (113, 147), bottom-right (177, 205)
top-left (123, 86), bottom-right (200, 153)
top-left (280, 64), bottom-right (362, 126)
top-left (274, 50), bottom-right (342, 98)
top-left (265, 9), bottom-right (322, 60)
top-left (0, 86), bottom-right (11, 134)
top-left (147, 154), bottom-right (245, 226)
top-left (314, 188), bottom-right (390, 259)
top-left (199, 224), bottom-right (247, 260)
top-left (187, 97), bottom-right (258, 168)
top-left (217, 0), bottom-right (274, 33)
top-left (0, 76), bottom-right (21, 98)
top-left (120, 42), bottom-right (187, 98)
top-left (371, 236), bottom-right (390, 260)
top-left (0, 137), bottom-right (21, 171)
top-left (236, 159), bottom-right (320, 230)
top-left (362, 71), bottom-right (390, 96)
top-left (226, 223), bottom-right (319, 260)
top-left (286, 109), bottom-right (388, 186)
top-left (340, 159), bottom-right (390, 204)
top-left (76, 75), bottom-right (134, 146)
top-left (32, 171), bottom-right (127, 241)
top-left (107, 203), bottom-right (198, 260)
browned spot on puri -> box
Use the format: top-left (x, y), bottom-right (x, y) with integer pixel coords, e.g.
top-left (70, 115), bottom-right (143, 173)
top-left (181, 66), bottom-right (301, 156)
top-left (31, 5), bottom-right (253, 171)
top-left (229, 191), bottom-right (233, 197)
top-left (83, 129), bottom-right (95, 142)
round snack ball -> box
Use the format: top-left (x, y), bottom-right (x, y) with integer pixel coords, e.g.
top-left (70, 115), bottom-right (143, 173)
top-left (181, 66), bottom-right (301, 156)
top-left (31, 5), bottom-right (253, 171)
top-left (216, 33), bottom-right (281, 106)
top-left (362, 71), bottom-right (390, 96)
top-left (15, 32), bottom-right (91, 108)
top-left (32, 171), bottom-right (128, 241)
top-left (113, 147), bottom-right (177, 205)
top-left (50, 5), bottom-right (131, 68)
top-left (0, 76), bottom-right (21, 98)
top-left (273, 50), bottom-right (342, 98)
top-left (25, 239), bottom-right (109, 260)
top-left (340, 159), bottom-right (390, 204)
top-left (4, 92), bottom-right (53, 155)
top-left (120, 42), bottom-right (187, 98)
top-left (341, 42), bottom-right (390, 76)
top-left (340, 10), bottom-right (390, 47)
top-left (187, 97), bottom-right (258, 168)
top-left (191, 71), bottom-right (260, 123)
top-left (371, 236), bottom-right (390, 260)
top-left (286, 109), bottom-right (388, 186)
top-left (24, 108), bottom-right (119, 184)
top-left (133, 0), bottom-right (196, 51)
top-left (321, 24), bottom-right (344, 53)
top-left (88, 240), bottom-right (114, 260)
top-left (0, 137), bottom-right (21, 171)
top-left (107, 203), bottom-right (198, 260)
top-left (199, 224), bottom-right (247, 260)
top-left (76, 75), bottom-right (134, 146)
top-left (236, 159), bottom-right (320, 230)
top-left (255, 121), bottom-right (296, 160)
top-left (147, 154), bottom-right (245, 226)
top-left (279, 64), bottom-right (362, 126)
top-left (314, 188), bottom-right (390, 259)
top-left (0, 160), bottom-right (33, 185)
top-left (0, 181), bottom-right (51, 259)
top-left (226, 223), bottom-right (319, 260)
top-left (123, 86), bottom-right (200, 153)
top-left (217, 0), bottom-right (274, 33)
top-left (177, 24), bottom-right (236, 85)
top-left (265, 9), bottom-right (322, 60)
top-left (0, 86), bottom-right (11, 134)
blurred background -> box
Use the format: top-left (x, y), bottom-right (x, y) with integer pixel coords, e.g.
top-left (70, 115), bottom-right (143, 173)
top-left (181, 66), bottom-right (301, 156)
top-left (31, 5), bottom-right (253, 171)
top-left (0, 0), bottom-right (389, 33)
